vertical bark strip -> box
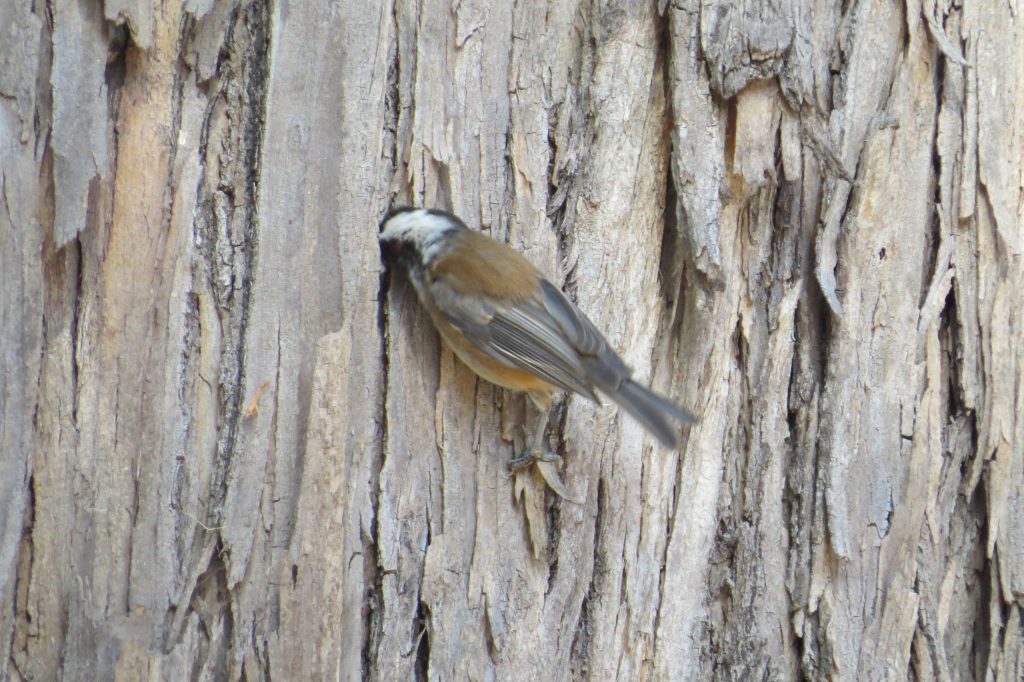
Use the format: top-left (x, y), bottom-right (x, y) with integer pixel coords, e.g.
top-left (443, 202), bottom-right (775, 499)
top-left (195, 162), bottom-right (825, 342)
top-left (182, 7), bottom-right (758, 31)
top-left (1, 0), bottom-right (1021, 679)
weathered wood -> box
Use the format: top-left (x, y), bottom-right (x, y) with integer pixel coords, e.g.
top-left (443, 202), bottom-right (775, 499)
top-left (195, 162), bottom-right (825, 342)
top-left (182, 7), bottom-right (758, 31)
top-left (1, 0), bottom-right (1021, 680)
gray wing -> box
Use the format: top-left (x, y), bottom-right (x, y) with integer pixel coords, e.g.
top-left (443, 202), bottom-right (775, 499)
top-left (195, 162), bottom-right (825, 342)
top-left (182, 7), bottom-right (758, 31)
top-left (429, 276), bottom-right (620, 401)
top-left (533, 280), bottom-right (630, 391)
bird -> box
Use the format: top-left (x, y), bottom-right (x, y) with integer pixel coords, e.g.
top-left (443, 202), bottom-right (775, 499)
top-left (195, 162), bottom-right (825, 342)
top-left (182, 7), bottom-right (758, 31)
top-left (378, 206), bottom-right (695, 471)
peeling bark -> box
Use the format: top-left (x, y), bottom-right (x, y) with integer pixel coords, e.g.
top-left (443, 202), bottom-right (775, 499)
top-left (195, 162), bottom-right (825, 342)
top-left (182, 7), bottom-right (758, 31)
top-left (1, 0), bottom-right (1021, 680)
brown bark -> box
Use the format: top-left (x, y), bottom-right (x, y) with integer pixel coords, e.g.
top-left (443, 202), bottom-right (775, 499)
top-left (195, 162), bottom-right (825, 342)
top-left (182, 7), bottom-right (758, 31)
top-left (1, 0), bottom-right (1021, 680)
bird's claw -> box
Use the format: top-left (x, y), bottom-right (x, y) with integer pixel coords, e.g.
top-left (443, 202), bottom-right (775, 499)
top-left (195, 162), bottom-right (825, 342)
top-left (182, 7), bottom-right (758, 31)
top-left (508, 451), bottom-right (581, 503)
top-left (508, 450), bottom-right (563, 472)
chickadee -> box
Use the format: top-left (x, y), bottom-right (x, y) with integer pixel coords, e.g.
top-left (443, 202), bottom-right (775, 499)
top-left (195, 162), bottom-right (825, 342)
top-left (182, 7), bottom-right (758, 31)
top-left (379, 206), bottom-right (695, 469)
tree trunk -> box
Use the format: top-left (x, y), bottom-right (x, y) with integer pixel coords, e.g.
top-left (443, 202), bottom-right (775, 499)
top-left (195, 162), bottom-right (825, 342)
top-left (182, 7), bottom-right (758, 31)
top-left (1, 0), bottom-right (1021, 679)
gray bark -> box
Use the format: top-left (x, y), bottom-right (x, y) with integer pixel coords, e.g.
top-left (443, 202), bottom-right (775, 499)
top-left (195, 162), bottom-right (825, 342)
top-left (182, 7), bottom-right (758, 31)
top-left (1, 0), bottom-right (1021, 680)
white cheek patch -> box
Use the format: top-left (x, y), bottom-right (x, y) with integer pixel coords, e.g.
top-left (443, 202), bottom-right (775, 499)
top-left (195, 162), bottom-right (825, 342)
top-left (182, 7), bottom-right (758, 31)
top-left (420, 232), bottom-right (450, 264)
top-left (380, 209), bottom-right (458, 264)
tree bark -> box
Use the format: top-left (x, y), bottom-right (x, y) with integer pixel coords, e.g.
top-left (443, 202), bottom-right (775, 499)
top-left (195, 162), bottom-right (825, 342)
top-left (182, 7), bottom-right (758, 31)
top-left (1, 0), bottom-right (1021, 680)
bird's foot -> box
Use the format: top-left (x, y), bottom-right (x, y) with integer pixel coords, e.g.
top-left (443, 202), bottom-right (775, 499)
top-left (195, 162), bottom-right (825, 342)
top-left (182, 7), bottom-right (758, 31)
top-left (508, 450), bottom-right (564, 472)
top-left (509, 451), bottom-right (580, 503)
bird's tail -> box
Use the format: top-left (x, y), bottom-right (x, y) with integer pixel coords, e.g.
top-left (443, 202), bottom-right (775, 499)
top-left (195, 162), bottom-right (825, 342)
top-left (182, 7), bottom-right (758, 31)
top-left (610, 380), bottom-right (696, 448)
